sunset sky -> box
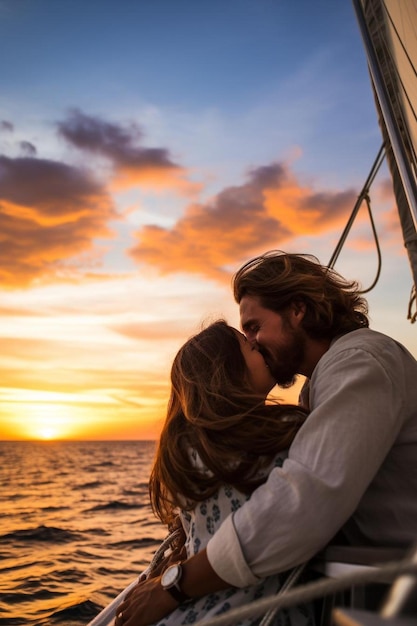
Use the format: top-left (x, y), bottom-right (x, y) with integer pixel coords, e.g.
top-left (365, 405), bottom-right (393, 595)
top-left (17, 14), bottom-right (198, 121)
top-left (1, 0), bottom-right (416, 441)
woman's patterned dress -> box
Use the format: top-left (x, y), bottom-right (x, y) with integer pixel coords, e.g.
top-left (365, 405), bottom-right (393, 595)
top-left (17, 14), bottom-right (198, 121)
top-left (152, 452), bottom-right (315, 626)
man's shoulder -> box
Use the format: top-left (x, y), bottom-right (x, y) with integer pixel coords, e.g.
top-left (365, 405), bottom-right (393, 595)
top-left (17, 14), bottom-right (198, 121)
top-left (330, 328), bottom-right (393, 351)
top-left (325, 328), bottom-right (415, 366)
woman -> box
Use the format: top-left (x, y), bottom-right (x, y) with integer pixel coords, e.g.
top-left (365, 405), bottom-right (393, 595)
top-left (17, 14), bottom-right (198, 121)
top-left (116, 320), bottom-right (314, 626)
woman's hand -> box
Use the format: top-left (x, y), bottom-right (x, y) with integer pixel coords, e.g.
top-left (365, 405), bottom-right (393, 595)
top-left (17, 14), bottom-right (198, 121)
top-left (114, 548), bottom-right (228, 625)
top-left (114, 576), bottom-right (178, 626)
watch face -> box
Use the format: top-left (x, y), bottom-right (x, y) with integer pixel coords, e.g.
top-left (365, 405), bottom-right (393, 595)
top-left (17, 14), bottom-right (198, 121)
top-left (162, 564), bottom-right (181, 587)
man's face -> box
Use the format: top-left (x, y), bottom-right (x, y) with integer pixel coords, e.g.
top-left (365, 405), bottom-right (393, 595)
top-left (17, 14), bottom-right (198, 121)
top-left (239, 295), bottom-right (306, 388)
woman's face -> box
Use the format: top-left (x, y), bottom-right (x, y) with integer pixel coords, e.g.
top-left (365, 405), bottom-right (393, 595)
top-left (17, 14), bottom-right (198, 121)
top-left (234, 330), bottom-right (276, 396)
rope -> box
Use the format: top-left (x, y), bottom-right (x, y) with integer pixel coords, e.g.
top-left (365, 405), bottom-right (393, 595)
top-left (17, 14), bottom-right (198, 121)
top-left (259, 563), bottom-right (307, 626)
top-left (198, 558), bottom-right (417, 626)
top-left (327, 144), bottom-right (385, 290)
top-left (407, 284), bottom-right (417, 324)
top-left (357, 193), bottom-right (382, 294)
top-left (142, 529), bottom-right (183, 578)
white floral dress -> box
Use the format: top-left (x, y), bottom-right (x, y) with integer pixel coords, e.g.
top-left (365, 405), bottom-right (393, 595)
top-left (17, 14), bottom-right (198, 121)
top-left (152, 452), bottom-right (315, 626)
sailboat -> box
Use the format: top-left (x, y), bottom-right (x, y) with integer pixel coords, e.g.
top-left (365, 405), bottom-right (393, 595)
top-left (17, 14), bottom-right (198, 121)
top-left (86, 1), bottom-right (417, 624)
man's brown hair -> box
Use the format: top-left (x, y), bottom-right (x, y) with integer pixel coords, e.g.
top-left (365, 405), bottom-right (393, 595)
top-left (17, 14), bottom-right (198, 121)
top-left (233, 251), bottom-right (369, 340)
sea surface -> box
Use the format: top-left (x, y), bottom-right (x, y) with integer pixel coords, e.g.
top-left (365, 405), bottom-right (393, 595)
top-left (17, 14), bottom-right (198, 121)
top-left (0, 441), bottom-right (166, 626)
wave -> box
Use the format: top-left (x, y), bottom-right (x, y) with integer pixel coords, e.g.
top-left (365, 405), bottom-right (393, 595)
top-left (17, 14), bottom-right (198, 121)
top-left (0, 591), bottom-right (35, 604)
top-left (50, 599), bottom-right (103, 622)
top-left (81, 527), bottom-right (111, 537)
top-left (54, 569), bottom-right (89, 584)
top-left (122, 486), bottom-right (148, 496)
top-left (83, 461), bottom-right (115, 472)
top-left (0, 440), bottom-right (159, 626)
top-left (110, 537), bottom-right (161, 549)
top-left (0, 560), bottom-right (27, 573)
top-left (40, 505), bottom-right (69, 513)
top-left (0, 492), bottom-right (25, 501)
top-left (72, 480), bottom-right (103, 490)
top-left (0, 525), bottom-right (82, 544)
top-left (87, 500), bottom-right (143, 511)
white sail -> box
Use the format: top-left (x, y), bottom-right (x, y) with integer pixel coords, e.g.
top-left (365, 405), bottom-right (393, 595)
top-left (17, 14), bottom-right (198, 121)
top-left (384, 0), bottom-right (417, 179)
top-left (354, 0), bottom-right (417, 321)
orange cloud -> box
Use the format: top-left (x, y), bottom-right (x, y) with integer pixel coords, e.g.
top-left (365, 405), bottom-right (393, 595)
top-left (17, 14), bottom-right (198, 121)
top-left (0, 155), bottom-right (116, 288)
top-left (129, 161), bottom-right (357, 280)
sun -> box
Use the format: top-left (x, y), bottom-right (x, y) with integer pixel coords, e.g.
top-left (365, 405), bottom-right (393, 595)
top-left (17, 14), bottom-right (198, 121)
top-left (38, 427), bottom-right (58, 440)
top-left (29, 404), bottom-right (77, 440)
top-left (14, 401), bottom-right (81, 441)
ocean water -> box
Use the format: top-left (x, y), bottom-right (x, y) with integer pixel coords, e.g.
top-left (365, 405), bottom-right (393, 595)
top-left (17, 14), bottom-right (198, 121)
top-left (0, 441), bottom-right (166, 626)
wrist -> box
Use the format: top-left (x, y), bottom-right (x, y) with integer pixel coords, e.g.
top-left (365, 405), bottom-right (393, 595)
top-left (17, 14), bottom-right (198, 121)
top-left (180, 550), bottom-right (230, 597)
top-left (160, 562), bottom-right (192, 604)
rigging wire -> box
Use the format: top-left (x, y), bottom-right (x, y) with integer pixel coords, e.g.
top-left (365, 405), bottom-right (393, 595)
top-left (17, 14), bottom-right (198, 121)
top-left (200, 557), bottom-right (417, 626)
top-left (407, 284), bottom-right (417, 323)
top-left (327, 144), bottom-right (385, 294)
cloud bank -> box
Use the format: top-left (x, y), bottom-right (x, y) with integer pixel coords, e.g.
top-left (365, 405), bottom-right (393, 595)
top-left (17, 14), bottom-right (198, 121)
top-left (57, 109), bottom-right (194, 192)
top-left (1, 110), bottom-right (360, 288)
top-left (0, 154), bottom-right (115, 287)
top-left (129, 162), bottom-right (356, 280)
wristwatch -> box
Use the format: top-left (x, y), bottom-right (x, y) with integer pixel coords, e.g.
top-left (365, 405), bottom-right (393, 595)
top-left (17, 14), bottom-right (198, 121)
top-left (160, 562), bottom-right (191, 603)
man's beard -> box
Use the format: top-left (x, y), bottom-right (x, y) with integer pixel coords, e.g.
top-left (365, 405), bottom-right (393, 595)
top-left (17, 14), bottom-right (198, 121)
top-left (259, 329), bottom-right (306, 389)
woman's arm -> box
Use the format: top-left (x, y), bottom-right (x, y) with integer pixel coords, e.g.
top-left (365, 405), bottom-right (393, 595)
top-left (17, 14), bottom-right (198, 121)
top-left (115, 549), bottom-right (228, 626)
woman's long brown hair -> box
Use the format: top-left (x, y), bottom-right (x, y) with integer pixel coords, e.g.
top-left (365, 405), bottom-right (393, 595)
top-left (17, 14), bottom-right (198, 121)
top-left (149, 320), bottom-right (307, 526)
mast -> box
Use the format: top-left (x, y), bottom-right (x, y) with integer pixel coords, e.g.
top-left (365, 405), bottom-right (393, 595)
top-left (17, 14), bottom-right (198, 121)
top-left (352, 0), bottom-right (417, 321)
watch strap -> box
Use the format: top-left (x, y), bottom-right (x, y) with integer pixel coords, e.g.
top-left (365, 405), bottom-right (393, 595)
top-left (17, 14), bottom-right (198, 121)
top-left (165, 583), bottom-right (190, 604)
top-left (161, 562), bottom-right (191, 604)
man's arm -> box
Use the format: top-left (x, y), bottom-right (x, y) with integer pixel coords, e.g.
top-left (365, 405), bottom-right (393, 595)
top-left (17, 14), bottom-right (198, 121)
top-left (208, 337), bottom-right (405, 585)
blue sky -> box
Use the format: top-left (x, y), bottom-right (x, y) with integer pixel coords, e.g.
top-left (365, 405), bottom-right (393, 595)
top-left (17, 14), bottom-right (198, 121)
top-left (0, 0), bottom-right (415, 440)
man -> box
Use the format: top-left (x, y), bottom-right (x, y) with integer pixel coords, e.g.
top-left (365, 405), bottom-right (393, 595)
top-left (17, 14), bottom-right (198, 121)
top-left (116, 251), bottom-right (417, 626)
